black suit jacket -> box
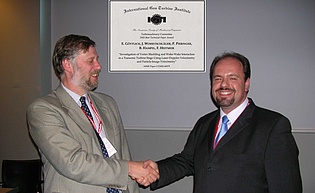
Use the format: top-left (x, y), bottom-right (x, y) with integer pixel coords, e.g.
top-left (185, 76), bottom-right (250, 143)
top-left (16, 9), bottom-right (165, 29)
top-left (151, 99), bottom-right (302, 193)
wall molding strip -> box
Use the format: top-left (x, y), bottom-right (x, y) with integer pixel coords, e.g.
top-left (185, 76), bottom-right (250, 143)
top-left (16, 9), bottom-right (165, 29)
top-left (125, 127), bottom-right (315, 133)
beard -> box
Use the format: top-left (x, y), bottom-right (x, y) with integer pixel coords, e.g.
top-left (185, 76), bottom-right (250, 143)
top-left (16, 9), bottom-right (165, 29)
top-left (215, 96), bottom-right (235, 107)
top-left (84, 70), bottom-right (100, 91)
top-left (85, 78), bottom-right (98, 91)
top-left (73, 70), bottom-right (101, 91)
top-left (213, 88), bottom-right (235, 107)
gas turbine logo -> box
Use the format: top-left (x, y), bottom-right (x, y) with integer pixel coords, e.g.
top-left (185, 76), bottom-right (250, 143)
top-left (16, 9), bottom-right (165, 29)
top-left (148, 14), bottom-right (166, 25)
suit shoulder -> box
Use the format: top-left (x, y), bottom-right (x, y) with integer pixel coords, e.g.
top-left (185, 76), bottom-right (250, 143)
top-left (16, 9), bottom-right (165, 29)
top-left (194, 110), bottom-right (218, 125)
top-left (26, 93), bottom-right (66, 121)
top-left (89, 92), bottom-right (120, 112)
top-left (90, 92), bottom-right (116, 103)
top-left (253, 105), bottom-right (290, 123)
top-left (199, 110), bottom-right (218, 120)
top-left (28, 93), bottom-right (59, 109)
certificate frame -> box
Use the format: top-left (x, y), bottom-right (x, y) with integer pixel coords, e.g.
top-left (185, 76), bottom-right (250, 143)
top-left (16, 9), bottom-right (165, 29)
top-left (108, 0), bottom-right (206, 72)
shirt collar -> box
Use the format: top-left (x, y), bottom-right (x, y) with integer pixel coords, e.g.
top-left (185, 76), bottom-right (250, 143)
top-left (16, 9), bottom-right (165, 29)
top-left (61, 83), bottom-right (87, 107)
top-left (220, 97), bottom-right (249, 125)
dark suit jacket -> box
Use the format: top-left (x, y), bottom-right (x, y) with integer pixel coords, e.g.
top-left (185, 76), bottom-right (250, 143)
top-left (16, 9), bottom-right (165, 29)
top-left (27, 85), bottom-right (139, 193)
top-left (151, 98), bottom-right (302, 193)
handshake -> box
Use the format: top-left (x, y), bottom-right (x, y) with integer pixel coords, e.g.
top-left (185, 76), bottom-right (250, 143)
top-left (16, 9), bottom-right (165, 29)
top-left (128, 160), bottom-right (159, 187)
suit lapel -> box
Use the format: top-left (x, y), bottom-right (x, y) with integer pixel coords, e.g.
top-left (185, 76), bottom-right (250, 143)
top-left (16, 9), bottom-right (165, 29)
top-left (207, 114), bottom-right (219, 154)
top-left (88, 92), bottom-right (116, 146)
top-left (211, 100), bottom-right (256, 152)
top-left (55, 85), bottom-right (95, 137)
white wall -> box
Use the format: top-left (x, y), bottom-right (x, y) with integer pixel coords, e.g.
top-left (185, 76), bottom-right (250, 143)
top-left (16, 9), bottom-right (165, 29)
top-left (0, 0), bottom-right (313, 191)
top-left (0, 0), bottom-right (310, 191)
top-left (51, 0), bottom-right (315, 130)
top-left (50, 0), bottom-right (315, 192)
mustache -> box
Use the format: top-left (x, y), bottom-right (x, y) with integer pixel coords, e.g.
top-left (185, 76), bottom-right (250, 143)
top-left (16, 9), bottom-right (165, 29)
top-left (92, 70), bottom-right (101, 75)
top-left (216, 87), bottom-right (235, 92)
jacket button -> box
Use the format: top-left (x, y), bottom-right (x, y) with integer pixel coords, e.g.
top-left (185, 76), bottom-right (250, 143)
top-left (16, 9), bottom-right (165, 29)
top-left (207, 167), bottom-right (211, 171)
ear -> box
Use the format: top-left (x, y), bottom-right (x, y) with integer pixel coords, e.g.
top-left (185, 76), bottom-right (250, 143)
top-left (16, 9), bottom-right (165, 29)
top-left (62, 58), bottom-right (73, 73)
top-left (245, 78), bottom-right (250, 93)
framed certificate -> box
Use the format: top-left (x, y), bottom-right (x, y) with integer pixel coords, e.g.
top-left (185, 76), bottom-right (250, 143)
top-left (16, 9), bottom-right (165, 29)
top-left (109, 0), bottom-right (206, 72)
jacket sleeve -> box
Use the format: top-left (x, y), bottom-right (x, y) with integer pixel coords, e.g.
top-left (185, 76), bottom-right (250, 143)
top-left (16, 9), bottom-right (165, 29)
top-left (150, 117), bottom-right (205, 189)
top-left (264, 116), bottom-right (302, 193)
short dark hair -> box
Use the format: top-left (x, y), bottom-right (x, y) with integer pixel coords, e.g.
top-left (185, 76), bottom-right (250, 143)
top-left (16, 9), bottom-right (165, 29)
top-left (52, 34), bottom-right (96, 80)
top-left (209, 52), bottom-right (251, 84)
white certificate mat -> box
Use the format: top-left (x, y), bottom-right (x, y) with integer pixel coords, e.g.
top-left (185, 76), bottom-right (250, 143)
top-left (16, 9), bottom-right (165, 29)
top-left (109, 0), bottom-right (205, 72)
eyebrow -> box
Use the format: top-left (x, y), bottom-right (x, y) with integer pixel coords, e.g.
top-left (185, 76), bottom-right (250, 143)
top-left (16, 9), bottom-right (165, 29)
top-left (227, 73), bottom-right (240, 77)
top-left (213, 73), bottom-right (240, 77)
top-left (86, 55), bottom-right (99, 60)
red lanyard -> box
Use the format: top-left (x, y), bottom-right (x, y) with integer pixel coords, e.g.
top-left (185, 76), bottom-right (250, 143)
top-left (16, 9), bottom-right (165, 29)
top-left (213, 117), bottom-right (220, 148)
top-left (82, 96), bottom-right (103, 134)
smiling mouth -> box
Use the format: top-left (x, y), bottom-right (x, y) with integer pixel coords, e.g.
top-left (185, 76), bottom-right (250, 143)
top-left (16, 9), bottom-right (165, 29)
top-left (91, 70), bottom-right (101, 78)
top-left (217, 89), bottom-right (234, 96)
top-left (219, 90), bottom-right (232, 95)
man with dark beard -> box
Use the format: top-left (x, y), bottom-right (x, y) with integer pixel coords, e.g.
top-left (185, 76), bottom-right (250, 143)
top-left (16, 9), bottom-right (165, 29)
top-left (27, 34), bottom-right (159, 193)
top-left (144, 52), bottom-right (302, 193)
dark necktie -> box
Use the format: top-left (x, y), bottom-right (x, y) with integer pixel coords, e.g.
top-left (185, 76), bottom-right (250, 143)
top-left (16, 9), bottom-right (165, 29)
top-left (214, 115), bottom-right (229, 147)
top-left (80, 96), bottom-right (120, 193)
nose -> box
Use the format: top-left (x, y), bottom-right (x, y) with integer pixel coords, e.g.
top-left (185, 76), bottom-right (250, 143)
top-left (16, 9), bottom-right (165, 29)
top-left (95, 60), bottom-right (102, 70)
top-left (220, 78), bottom-right (229, 88)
